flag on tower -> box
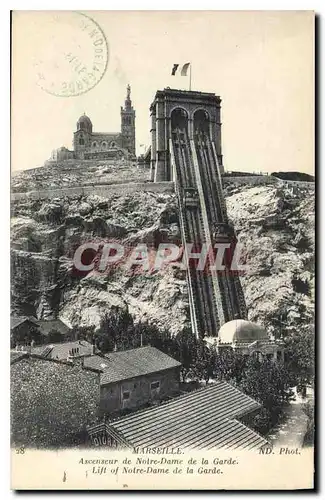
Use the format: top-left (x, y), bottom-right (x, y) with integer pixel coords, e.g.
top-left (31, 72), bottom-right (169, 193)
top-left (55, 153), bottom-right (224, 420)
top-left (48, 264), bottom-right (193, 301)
top-left (171, 63), bottom-right (191, 76)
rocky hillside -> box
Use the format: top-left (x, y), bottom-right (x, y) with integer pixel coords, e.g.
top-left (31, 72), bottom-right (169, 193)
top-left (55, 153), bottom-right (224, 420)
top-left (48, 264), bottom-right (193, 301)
top-left (11, 161), bottom-right (148, 192)
top-left (11, 166), bottom-right (315, 338)
top-left (225, 183), bottom-right (314, 337)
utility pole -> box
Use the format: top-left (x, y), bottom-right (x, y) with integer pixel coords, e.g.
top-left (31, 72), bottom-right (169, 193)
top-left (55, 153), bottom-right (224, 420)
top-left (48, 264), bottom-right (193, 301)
top-left (279, 314), bottom-right (286, 339)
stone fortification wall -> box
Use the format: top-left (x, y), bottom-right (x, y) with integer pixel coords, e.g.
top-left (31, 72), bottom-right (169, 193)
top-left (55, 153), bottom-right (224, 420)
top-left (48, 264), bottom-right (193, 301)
top-left (222, 175), bottom-right (277, 186)
top-left (222, 174), bottom-right (314, 189)
top-left (11, 181), bottom-right (175, 201)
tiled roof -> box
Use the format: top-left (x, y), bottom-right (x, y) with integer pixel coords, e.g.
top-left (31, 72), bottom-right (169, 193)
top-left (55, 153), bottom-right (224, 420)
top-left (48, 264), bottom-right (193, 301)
top-left (92, 132), bottom-right (120, 136)
top-left (84, 347), bottom-right (181, 386)
top-left (10, 317), bottom-right (70, 336)
top-left (31, 340), bottom-right (93, 360)
top-left (10, 351), bottom-right (28, 364)
top-left (83, 355), bottom-right (110, 373)
top-left (37, 319), bottom-right (71, 336)
top-left (88, 381), bottom-right (268, 451)
top-left (11, 316), bottom-right (38, 330)
top-left (40, 346), bottom-right (54, 358)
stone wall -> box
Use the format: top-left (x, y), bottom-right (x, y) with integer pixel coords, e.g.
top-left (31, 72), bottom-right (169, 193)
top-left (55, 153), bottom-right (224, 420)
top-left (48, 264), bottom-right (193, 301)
top-left (222, 175), bottom-right (315, 189)
top-left (276, 179), bottom-right (315, 189)
top-left (222, 175), bottom-right (278, 186)
top-left (11, 181), bottom-right (175, 202)
top-left (100, 366), bottom-right (180, 413)
top-left (44, 158), bottom-right (133, 168)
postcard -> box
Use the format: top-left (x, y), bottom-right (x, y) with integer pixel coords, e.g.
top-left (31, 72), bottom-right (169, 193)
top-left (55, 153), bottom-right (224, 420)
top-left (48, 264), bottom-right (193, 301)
top-left (10, 10), bottom-right (315, 490)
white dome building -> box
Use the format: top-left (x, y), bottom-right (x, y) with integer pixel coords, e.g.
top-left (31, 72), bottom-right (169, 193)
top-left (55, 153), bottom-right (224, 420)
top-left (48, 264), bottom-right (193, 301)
top-left (206, 319), bottom-right (284, 362)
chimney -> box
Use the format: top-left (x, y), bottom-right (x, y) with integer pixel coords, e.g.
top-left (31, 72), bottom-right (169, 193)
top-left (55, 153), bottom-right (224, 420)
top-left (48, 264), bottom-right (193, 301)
top-left (140, 332), bottom-right (143, 347)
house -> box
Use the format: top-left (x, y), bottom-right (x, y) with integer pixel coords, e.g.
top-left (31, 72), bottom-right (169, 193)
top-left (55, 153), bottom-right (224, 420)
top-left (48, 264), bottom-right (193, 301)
top-left (87, 381), bottom-right (269, 451)
top-left (10, 316), bottom-right (40, 346)
top-left (11, 316), bottom-right (39, 331)
top-left (30, 340), bottom-right (94, 361)
top-left (10, 316), bottom-right (72, 347)
top-left (11, 354), bottom-right (101, 448)
top-left (83, 346), bottom-right (181, 413)
top-left (37, 319), bottom-right (72, 342)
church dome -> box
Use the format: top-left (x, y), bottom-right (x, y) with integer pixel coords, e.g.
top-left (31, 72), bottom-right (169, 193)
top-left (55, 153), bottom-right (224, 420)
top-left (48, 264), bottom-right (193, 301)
top-left (218, 319), bottom-right (268, 344)
top-left (77, 114), bottom-right (93, 133)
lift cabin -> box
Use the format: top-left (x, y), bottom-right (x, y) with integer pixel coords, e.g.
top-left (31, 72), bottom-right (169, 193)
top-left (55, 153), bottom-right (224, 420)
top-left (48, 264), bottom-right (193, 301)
top-left (194, 109), bottom-right (210, 138)
top-left (213, 223), bottom-right (237, 269)
top-left (213, 223), bottom-right (236, 241)
top-left (171, 108), bottom-right (188, 133)
top-left (183, 187), bottom-right (199, 209)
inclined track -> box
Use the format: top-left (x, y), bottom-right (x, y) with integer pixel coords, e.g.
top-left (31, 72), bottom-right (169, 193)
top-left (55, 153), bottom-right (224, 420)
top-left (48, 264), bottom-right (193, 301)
top-left (170, 126), bottom-right (247, 338)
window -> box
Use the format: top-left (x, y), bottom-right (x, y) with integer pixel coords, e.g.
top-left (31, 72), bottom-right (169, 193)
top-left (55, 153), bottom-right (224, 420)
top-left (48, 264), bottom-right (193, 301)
top-left (150, 381), bottom-right (160, 391)
top-left (92, 141), bottom-right (98, 148)
top-left (253, 351), bottom-right (263, 362)
top-left (102, 141), bottom-right (107, 149)
top-left (79, 138), bottom-right (84, 145)
top-left (122, 391), bottom-right (130, 400)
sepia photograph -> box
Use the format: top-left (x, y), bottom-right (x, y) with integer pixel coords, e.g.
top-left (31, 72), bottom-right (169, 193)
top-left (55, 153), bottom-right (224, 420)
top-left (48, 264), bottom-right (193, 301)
top-left (9, 9), bottom-right (315, 490)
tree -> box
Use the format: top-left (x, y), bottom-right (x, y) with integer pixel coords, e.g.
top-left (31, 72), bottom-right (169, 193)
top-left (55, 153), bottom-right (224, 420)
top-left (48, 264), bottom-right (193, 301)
top-left (95, 307), bottom-right (134, 353)
top-left (302, 399), bottom-right (314, 447)
top-left (74, 325), bottom-right (96, 344)
top-left (189, 340), bottom-right (215, 384)
top-left (136, 321), bottom-right (172, 352)
top-left (239, 357), bottom-right (294, 433)
top-left (46, 329), bottom-right (65, 344)
top-left (284, 325), bottom-right (314, 391)
top-left (212, 349), bottom-right (248, 385)
top-left (175, 329), bottom-right (199, 382)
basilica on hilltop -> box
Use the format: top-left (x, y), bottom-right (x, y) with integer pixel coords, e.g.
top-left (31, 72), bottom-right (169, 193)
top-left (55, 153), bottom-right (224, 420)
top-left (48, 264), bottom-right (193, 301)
top-left (49, 85), bottom-right (136, 163)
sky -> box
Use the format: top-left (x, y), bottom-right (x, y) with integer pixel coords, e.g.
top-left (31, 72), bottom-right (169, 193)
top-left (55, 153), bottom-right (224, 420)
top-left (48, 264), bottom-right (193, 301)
top-left (11, 10), bottom-right (314, 173)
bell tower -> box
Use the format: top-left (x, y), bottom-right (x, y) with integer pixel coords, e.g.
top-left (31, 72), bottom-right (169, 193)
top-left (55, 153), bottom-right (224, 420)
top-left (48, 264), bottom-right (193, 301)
top-left (121, 84), bottom-right (136, 156)
top-left (73, 113), bottom-right (93, 160)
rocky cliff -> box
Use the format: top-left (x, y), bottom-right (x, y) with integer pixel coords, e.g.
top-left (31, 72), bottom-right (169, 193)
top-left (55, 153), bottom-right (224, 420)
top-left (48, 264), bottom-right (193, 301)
top-left (11, 165), bottom-right (314, 338)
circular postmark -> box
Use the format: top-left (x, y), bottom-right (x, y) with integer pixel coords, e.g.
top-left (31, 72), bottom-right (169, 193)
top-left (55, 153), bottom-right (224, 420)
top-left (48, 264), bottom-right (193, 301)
top-left (32, 11), bottom-right (109, 97)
